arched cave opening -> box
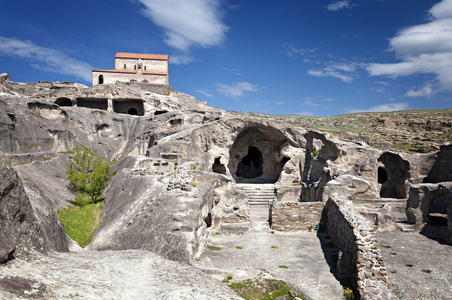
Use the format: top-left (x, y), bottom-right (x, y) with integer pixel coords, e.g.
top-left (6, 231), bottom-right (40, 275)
top-left (98, 75), bottom-right (104, 84)
top-left (378, 152), bottom-right (410, 199)
top-left (228, 126), bottom-right (290, 183)
top-left (128, 108), bottom-right (138, 115)
top-left (378, 167), bottom-right (388, 184)
top-left (236, 146), bottom-right (263, 179)
top-left (55, 97), bottom-right (72, 107)
top-left (212, 157), bottom-right (226, 175)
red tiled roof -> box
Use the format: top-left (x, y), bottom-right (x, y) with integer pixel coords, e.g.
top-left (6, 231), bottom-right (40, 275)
top-left (115, 52), bottom-right (168, 60)
top-left (92, 69), bottom-right (168, 75)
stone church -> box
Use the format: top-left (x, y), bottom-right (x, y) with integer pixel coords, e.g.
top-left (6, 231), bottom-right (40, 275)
top-left (92, 52), bottom-right (169, 86)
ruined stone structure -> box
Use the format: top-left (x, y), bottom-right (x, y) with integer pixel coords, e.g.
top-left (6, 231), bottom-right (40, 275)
top-left (92, 52), bottom-right (169, 86)
top-left (1, 73), bottom-right (451, 299)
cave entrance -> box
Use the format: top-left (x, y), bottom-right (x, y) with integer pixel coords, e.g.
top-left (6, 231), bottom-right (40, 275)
top-left (378, 167), bottom-right (388, 184)
top-left (55, 97), bottom-right (72, 107)
top-left (236, 146), bottom-right (263, 179)
top-left (112, 99), bottom-right (144, 116)
top-left (228, 126), bottom-right (289, 183)
top-left (212, 157), bottom-right (226, 175)
top-left (378, 152), bottom-right (410, 199)
top-left (128, 108), bottom-right (138, 115)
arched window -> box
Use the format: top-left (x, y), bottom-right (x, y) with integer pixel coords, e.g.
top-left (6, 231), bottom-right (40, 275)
top-left (130, 79), bottom-right (137, 83)
top-left (142, 79), bottom-right (149, 83)
top-left (134, 65), bottom-right (136, 70)
top-left (98, 75), bottom-right (104, 84)
top-left (128, 108), bottom-right (138, 115)
top-left (123, 64), bottom-right (126, 70)
top-left (144, 66), bottom-right (147, 71)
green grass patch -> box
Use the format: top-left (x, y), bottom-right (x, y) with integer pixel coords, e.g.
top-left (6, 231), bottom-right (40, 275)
top-left (228, 278), bottom-right (305, 300)
top-left (206, 245), bottom-right (222, 251)
top-left (392, 143), bottom-right (414, 152)
top-left (56, 201), bottom-right (104, 247)
top-left (235, 246), bottom-right (243, 249)
top-left (271, 246), bottom-right (278, 249)
top-left (278, 265), bottom-right (288, 269)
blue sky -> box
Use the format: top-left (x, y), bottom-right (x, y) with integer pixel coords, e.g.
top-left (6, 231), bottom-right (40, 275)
top-left (1, 0), bottom-right (452, 117)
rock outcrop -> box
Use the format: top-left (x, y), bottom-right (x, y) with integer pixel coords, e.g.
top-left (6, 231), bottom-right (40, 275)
top-left (1, 74), bottom-right (451, 297)
top-left (0, 157), bottom-right (49, 261)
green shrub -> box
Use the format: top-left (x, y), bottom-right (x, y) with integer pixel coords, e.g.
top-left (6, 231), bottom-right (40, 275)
top-left (65, 144), bottom-right (116, 204)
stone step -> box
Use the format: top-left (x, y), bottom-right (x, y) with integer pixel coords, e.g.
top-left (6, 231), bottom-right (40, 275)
top-left (395, 222), bottom-right (417, 232)
top-left (235, 184), bottom-right (276, 208)
top-left (249, 201), bottom-right (271, 206)
top-left (247, 195), bottom-right (276, 199)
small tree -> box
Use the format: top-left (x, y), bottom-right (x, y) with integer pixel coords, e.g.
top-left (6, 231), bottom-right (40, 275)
top-left (65, 145), bottom-right (116, 204)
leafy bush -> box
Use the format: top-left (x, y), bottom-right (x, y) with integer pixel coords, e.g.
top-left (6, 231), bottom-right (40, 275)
top-left (65, 145), bottom-right (116, 204)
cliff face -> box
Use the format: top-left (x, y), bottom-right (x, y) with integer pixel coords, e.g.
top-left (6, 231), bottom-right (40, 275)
top-left (0, 157), bottom-right (57, 261)
top-left (0, 73), bottom-right (451, 265)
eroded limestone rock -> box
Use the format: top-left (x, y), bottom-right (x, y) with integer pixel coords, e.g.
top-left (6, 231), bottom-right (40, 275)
top-left (0, 157), bottom-right (49, 260)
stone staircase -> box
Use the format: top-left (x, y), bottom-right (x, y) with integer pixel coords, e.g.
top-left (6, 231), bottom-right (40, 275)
top-left (235, 183), bottom-right (276, 207)
top-left (235, 183), bottom-right (276, 232)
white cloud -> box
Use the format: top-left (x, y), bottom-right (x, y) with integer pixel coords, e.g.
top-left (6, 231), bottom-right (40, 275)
top-left (216, 82), bottom-right (259, 98)
top-left (196, 89), bottom-right (214, 97)
top-left (371, 87), bottom-right (385, 93)
top-left (404, 84), bottom-right (435, 98)
top-left (303, 99), bottom-right (319, 107)
top-left (307, 62), bottom-right (357, 82)
top-left (136, 0), bottom-right (228, 51)
top-left (0, 36), bottom-right (93, 82)
top-left (276, 101), bottom-right (285, 105)
top-left (326, 1), bottom-right (353, 11)
top-left (348, 102), bottom-right (409, 113)
top-left (367, 0), bottom-right (452, 94)
top-left (298, 111), bottom-right (315, 116)
top-left (170, 54), bottom-right (194, 64)
top-left (282, 43), bottom-right (321, 58)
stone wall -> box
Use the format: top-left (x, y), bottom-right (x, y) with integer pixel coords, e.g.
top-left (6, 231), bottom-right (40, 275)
top-left (92, 71), bottom-right (168, 85)
top-left (323, 196), bottom-right (392, 299)
top-left (270, 201), bottom-right (323, 231)
top-left (114, 57), bottom-right (168, 74)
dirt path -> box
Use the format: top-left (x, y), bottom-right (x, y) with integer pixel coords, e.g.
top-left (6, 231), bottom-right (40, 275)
top-left (194, 229), bottom-right (344, 300)
top-left (0, 250), bottom-right (242, 299)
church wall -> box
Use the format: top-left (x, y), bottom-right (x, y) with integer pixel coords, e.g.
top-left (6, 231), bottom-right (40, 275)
top-left (92, 71), bottom-right (168, 85)
top-left (114, 58), bottom-right (168, 74)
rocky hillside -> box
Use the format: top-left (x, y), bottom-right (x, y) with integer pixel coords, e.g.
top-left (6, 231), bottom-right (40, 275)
top-left (252, 109), bottom-right (452, 153)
